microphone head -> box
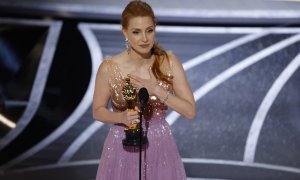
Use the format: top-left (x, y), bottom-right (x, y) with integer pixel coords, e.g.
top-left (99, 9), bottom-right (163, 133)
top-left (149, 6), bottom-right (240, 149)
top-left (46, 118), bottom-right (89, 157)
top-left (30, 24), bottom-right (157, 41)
top-left (138, 87), bottom-right (149, 105)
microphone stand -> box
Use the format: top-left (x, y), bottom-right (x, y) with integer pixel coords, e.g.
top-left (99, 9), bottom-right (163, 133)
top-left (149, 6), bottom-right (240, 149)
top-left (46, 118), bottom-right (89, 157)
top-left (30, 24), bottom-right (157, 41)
top-left (139, 102), bottom-right (144, 180)
top-left (137, 87), bottom-right (148, 180)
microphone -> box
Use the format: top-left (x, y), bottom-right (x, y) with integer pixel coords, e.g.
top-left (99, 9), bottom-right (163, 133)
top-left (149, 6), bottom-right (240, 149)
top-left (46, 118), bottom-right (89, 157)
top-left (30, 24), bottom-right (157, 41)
top-left (138, 87), bottom-right (149, 111)
top-left (137, 87), bottom-right (149, 180)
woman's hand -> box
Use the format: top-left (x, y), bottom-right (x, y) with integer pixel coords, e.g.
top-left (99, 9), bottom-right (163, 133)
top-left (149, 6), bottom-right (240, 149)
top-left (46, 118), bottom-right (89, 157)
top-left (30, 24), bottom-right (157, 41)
top-left (128, 67), bottom-right (158, 96)
top-left (120, 106), bottom-right (140, 127)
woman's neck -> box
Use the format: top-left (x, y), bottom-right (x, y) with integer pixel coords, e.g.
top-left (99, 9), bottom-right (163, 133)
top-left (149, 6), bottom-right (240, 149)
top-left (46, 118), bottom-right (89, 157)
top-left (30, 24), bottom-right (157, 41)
top-left (127, 50), bottom-right (153, 67)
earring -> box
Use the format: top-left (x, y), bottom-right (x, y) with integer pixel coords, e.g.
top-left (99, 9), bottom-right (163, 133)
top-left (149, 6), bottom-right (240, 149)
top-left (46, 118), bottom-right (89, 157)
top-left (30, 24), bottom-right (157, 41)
top-left (125, 38), bottom-right (131, 54)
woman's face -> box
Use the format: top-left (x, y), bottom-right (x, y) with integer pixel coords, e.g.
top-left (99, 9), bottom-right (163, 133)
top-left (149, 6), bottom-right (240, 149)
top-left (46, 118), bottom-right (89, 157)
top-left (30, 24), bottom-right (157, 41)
top-left (123, 16), bottom-right (156, 55)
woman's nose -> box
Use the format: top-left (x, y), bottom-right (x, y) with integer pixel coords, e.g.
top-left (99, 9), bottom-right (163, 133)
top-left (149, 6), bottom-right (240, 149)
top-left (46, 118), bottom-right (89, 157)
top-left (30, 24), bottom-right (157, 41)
top-left (142, 33), bottom-right (148, 42)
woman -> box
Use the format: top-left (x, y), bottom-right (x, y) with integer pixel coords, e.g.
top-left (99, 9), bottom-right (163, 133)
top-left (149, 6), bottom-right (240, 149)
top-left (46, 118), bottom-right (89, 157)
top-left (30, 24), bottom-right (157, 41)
top-left (93, 1), bottom-right (196, 179)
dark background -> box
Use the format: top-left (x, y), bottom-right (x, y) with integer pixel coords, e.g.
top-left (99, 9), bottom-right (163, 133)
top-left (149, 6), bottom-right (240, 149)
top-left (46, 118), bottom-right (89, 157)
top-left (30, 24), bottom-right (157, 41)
top-left (0, 0), bottom-right (300, 179)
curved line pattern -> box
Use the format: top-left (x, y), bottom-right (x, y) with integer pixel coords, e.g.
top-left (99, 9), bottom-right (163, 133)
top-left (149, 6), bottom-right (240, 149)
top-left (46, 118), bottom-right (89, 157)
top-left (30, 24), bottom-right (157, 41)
top-left (167, 32), bottom-right (271, 125)
top-left (157, 26), bottom-right (300, 34)
top-left (4, 160), bottom-right (100, 173)
top-left (166, 34), bottom-right (300, 173)
top-left (182, 32), bottom-right (269, 71)
top-left (182, 158), bottom-right (300, 174)
top-left (166, 37), bottom-right (300, 175)
top-left (0, 23), bottom-right (103, 170)
top-left (1, 2), bottom-right (300, 19)
top-left (58, 122), bottom-right (104, 163)
top-left (157, 26), bottom-right (264, 34)
top-left (0, 18), bottom-right (62, 26)
top-left (155, 9), bottom-right (300, 19)
top-left (244, 51), bottom-right (300, 163)
top-left (5, 158), bottom-right (300, 175)
top-left (56, 23), bottom-right (106, 163)
top-left (64, 23), bottom-right (300, 35)
top-left (167, 34), bottom-right (300, 130)
top-left (0, 19), bottom-right (62, 150)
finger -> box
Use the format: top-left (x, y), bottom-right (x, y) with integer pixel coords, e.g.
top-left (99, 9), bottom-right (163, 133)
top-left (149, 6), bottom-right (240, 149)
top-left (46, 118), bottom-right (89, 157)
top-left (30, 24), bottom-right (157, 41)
top-left (128, 111), bottom-right (138, 116)
top-left (134, 106), bottom-right (140, 112)
top-left (131, 114), bottom-right (139, 120)
top-left (128, 76), bottom-right (141, 87)
top-left (148, 67), bottom-right (157, 85)
top-left (148, 66), bottom-right (154, 79)
top-left (132, 119), bottom-right (140, 124)
top-left (130, 80), bottom-right (140, 88)
top-left (128, 74), bottom-right (142, 81)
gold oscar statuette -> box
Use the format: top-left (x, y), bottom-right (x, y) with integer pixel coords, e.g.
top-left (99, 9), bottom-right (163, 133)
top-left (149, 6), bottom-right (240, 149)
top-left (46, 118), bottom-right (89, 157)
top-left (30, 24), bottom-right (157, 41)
top-left (122, 78), bottom-right (138, 130)
top-left (122, 78), bottom-right (148, 147)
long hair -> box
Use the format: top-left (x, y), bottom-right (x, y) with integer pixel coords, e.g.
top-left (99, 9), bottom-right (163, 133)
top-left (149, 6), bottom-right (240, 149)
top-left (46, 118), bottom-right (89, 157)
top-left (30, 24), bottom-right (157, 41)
top-left (121, 0), bottom-right (172, 85)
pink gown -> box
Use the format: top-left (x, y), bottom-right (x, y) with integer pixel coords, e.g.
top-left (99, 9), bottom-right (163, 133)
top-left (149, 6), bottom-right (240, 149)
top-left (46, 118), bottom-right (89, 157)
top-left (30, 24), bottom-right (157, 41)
top-left (95, 59), bottom-right (186, 180)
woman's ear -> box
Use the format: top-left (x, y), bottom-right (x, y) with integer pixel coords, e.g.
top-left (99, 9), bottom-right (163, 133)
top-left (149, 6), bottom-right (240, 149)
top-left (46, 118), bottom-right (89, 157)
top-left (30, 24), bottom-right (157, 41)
top-left (122, 29), bottom-right (128, 39)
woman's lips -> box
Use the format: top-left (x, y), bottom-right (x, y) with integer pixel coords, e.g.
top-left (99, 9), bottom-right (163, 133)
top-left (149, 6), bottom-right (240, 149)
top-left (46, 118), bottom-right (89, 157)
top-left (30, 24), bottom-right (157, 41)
top-left (140, 44), bottom-right (150, 48)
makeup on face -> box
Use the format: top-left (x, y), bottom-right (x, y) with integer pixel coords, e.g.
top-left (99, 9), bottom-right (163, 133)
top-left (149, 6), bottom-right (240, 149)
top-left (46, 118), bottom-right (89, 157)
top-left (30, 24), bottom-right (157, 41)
top-left (126, 16), bottom-right (156, 53)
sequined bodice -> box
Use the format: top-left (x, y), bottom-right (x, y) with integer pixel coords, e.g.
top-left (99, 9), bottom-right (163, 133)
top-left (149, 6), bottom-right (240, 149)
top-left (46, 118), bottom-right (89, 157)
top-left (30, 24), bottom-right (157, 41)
top-left (104, 58), bottom-right (173, 122)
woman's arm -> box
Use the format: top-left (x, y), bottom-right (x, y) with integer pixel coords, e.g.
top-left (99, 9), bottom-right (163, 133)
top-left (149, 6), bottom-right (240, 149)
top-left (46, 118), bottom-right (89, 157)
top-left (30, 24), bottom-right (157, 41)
top-left (154, 53), bottom-right (196, 120)
top-left (93, 61), bottom-right (139, 126)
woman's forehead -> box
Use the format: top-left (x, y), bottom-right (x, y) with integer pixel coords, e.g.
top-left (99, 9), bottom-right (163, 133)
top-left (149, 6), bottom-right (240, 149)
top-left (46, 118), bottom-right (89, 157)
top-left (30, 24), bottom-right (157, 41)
top-left (127, 16), bottom-right (155, 29)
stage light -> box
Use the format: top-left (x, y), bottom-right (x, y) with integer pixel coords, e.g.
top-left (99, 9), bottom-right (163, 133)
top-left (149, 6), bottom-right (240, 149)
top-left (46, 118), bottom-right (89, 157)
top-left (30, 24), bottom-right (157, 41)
top-left (0, 113), bottom-right (16, 129)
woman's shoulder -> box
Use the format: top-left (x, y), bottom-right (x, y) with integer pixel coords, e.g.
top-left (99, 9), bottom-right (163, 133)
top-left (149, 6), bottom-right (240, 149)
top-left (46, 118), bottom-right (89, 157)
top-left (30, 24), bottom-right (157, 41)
top-left (101, 52), bottom-right (124, 66)
top-left (165, 51), bottom-right (182, 69)
top-left (167, 50), bottom-right (180, 61)
top-left (103, 52), bottom-right (126, 65)
top-left (98, 52), bottom-right (127, 76)
top-left (99, 56), bottom-right (112, 70)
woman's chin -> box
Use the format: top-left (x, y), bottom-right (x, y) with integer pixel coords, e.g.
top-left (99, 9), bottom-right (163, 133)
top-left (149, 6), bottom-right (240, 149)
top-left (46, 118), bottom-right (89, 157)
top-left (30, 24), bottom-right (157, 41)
top-left (132, 48), bottom-right (152, 57)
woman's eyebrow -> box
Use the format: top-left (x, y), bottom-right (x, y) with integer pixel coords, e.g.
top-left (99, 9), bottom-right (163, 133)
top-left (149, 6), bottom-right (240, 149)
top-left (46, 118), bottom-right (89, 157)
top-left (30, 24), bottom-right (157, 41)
top-left (130, 26), bottom-right (154, 31)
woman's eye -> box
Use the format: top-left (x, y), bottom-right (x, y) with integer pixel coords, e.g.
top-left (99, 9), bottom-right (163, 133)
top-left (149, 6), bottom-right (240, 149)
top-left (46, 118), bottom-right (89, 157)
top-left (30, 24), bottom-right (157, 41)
top-left (147, 29), bottom-right (153, 33)
top-left (132, 31), bottom-right (139, 34)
